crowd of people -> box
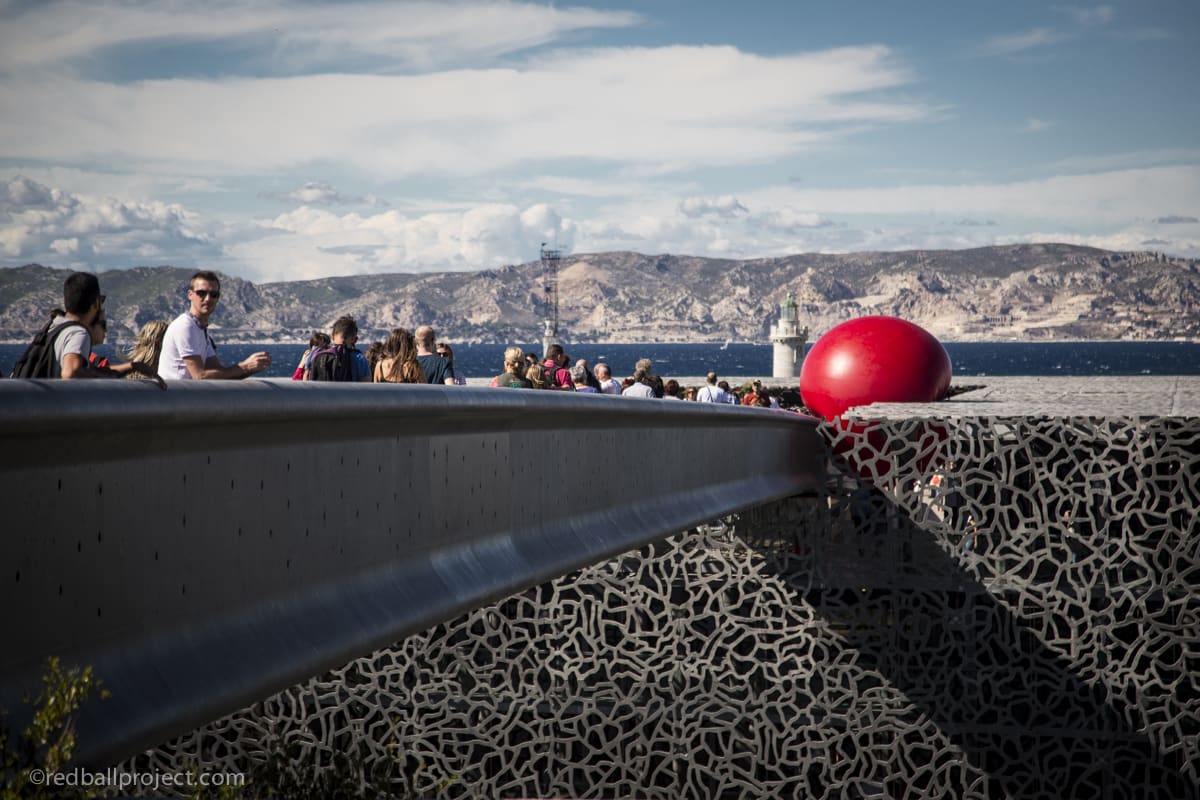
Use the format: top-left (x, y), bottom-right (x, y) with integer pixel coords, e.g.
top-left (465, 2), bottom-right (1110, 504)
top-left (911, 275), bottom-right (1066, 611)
top-left (349, 334), bottom-right (783, 407)
top-left (8, 270), bottom-right (270, 384)
top-left (10, 270), bottom-right (786, 410)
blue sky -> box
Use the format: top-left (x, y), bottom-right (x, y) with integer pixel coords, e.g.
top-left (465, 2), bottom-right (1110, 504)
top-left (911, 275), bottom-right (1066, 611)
top-left (1, 0), bottom-right (1197, 282)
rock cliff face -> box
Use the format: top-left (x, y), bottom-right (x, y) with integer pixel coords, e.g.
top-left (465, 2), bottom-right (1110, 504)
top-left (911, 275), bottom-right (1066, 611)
top-left (2, 244), bottom-right (1197, 344)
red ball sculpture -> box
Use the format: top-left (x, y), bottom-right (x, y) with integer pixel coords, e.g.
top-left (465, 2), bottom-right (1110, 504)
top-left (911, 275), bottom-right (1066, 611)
top-left (800, 316), bottom-right (952, 420)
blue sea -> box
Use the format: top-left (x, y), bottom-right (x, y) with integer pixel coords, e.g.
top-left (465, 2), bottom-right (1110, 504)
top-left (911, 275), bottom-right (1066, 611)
top-left (2, 340), bottom-right (1198, 380)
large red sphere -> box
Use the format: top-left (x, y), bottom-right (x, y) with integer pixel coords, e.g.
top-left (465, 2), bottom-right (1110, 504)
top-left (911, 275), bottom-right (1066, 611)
top-left (800, 316), bottom-right (952, 420)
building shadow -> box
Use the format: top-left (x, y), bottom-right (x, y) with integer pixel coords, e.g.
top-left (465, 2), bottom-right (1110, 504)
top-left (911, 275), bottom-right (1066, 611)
top-left (744, 461), bottom-right (1196, 799)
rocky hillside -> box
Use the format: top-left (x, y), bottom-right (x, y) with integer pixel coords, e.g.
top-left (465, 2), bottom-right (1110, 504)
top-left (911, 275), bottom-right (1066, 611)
top-left (2, 244), bottom-right (1197, 344)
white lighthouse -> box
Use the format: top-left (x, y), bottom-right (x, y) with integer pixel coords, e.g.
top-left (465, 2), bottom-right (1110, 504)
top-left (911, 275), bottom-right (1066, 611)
top-left (769, 292), bottom-right (808, 379)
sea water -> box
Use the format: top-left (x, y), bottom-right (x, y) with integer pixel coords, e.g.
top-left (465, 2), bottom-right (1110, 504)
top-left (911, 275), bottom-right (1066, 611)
top-left (2, 341), bottom-right (1198, 380)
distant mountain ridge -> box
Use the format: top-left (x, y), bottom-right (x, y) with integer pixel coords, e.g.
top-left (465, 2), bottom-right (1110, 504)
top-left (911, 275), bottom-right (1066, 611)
top-left (2, 244), bottom-right (1198, 344)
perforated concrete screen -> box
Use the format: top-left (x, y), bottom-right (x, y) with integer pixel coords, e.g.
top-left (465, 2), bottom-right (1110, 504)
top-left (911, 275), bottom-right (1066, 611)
top-left (132, 415), bottom-right (1199, 799)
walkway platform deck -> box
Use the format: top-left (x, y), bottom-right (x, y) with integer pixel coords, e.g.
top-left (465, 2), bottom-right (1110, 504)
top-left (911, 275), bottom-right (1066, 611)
top-left (850, 375), bottom-right (1200, 418)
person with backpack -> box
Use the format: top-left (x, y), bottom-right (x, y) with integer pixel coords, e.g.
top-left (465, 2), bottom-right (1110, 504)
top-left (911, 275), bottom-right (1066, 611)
top-left (540, 344), bottom-right (573, 390)
top-left (292, 332), bottom-right (331, 380)
top-left (158, 271), bottom-right (271, 380)
top-left (10, 272), bottom-right (111, 380)
top-left (304, 316), bottom-right (371, 382)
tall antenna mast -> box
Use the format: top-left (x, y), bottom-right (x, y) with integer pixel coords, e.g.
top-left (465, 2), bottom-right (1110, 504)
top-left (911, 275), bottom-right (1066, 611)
top-left (540, 243), bottom-right (562, 354)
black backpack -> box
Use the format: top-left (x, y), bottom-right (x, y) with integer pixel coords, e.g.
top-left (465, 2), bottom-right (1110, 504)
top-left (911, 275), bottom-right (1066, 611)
top-left (306, 344), bottom-right (356, 382)
top-left (10, 318), bottom-right (87, 379)
top-left (542, 362), bottom-right (573, 390)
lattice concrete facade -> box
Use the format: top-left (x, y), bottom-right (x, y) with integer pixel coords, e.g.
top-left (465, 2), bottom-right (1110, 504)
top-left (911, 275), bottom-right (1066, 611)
top-left (132, 414), bottom-right (1199, 799)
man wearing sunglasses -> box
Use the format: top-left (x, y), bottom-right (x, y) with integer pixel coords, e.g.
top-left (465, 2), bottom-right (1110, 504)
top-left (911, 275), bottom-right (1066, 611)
top-left (158, 271), bottom-right (271, 380)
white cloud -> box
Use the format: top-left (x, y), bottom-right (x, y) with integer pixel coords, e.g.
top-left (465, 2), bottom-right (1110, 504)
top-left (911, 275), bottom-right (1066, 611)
top-left (0, 0), bottom-right (640, 72)
top-left (566, 166), bottom-right (1200, 260)
top-left (569, 195), bottom-right (841, 261)
top-left (50, 237), bottom-right (79, 256)
top-left (0, 175), bottom-right (218, 265)
top-left (519, 203), bottom-right (570, 246)
top-left (264, 182), bottom-right (387, 207)
top-left (1044, 147), bottom-right (1200, 173)
top-left (1023, 118), bottom-right (1054, 132)
top-left (981, 28), bottom-right (1068, 56)
top-left (3, 176), bottom-right (61, 209)
top-left (523, 175), bottom-right (679, 199)
top-left (994, 229), bottom-right (1198, 256)
top-left (226, 200), bottom-right (575, 281)
top-left (6, 165), bottom-right (1198, 280)
top-left (0, 45), bottom-right (923, 178)
top-left (679, 195), bottom-right (748, 218)
top-left (0, 166), bottom-right (235, 206)
top-left (748, 166), bottom-right (1200, 225)
top-left (752, 207), bottom-right (835, 232)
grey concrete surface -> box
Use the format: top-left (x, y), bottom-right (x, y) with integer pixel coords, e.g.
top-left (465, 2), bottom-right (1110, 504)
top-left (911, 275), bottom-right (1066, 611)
top-left (467, 375), bottom-right (1200, 418)
top-left (849, 375), bottom-right (1200, 418)
top-left (0, 378), bottom-right (823, 767)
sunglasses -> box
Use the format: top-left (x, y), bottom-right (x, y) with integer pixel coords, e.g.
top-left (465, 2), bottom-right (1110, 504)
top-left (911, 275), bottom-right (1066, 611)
top-left (193, 289), bottom-right (220, 300)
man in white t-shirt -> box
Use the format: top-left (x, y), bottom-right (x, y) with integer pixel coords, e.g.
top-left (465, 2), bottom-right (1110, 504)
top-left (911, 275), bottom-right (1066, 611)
top-left (594, 363), bottom-right (621, 395)
top-left (695, 372), bottom-right (733, 404)
top-left (158, 271), bottom-right (271, 380)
